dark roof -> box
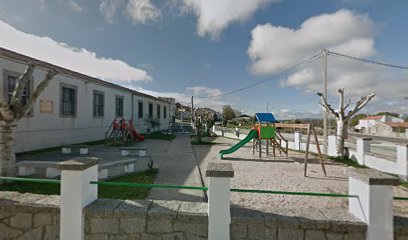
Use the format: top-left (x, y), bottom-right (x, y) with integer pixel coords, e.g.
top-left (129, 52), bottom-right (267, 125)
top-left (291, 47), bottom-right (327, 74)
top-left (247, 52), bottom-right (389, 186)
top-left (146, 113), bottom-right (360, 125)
top-left (254, 113), bottom-right (277, 123)
top-left (0, 47), bottom-right (169, 104)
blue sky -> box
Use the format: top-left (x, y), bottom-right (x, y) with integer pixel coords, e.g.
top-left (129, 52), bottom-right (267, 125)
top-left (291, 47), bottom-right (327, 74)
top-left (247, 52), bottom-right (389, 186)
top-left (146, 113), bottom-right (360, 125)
top-left (0, 0), bottom-right (407, 118)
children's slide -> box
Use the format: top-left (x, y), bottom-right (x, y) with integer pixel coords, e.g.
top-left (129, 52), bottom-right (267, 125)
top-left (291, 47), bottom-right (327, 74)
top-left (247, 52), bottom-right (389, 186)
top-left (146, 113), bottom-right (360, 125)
top-left (131, 129), bottom-right (145, 141)
top-left (219, 129), bottom-right (257, 159)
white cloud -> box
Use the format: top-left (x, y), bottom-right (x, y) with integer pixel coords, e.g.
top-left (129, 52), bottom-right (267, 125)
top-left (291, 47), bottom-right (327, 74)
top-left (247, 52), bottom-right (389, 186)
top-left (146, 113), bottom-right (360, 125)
top-left (126, 0), bottom-right (162, 25)
top-left (247, 9), bottom-right (408, 115)
top-left (63, 0), bottom-right (83, 12)
top-left (127, 85), bottom-right (228, 111)
top-left (99, 0), bottom-right (125, 23)
top-left (0, 20), bottom-right (152, 83)
top-left (182, 0), bottom-right (276, 39)
top-left (248, 9), bottom-right (374, 75)
top-left (40, 0), bottom-right (83, 12)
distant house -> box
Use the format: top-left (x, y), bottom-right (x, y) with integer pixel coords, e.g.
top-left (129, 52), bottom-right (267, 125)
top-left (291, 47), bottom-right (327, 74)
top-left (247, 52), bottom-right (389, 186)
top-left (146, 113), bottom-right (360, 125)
top-left (355, 115), bottom-right (403, 134)
top-left (371, 122), bottom-right (408, 138)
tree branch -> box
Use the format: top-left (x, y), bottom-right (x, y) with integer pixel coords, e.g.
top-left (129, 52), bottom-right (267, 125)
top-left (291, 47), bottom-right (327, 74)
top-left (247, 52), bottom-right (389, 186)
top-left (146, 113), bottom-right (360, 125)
top-left (337, 88), bottom-right (344, 119)
top-left (317, 92), bottom-right (339, 118)
top-left (343, 98), bottom-right (351, 111)
top-left (18, 69), bottom-right (59, 118)
top-left (345, 92), bottom-right (376, 121)
top-left (10, 63), bottom-right (35, 109)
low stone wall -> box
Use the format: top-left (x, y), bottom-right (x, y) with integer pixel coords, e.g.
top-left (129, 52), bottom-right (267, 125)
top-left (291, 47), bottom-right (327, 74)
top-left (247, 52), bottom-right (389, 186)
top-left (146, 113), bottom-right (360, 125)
top-left (0, 192), bottom-right (60, 240)
top-left (85, 199), bottom-right (208, 240)
top-left (1, 192), bottom-right (407, 239)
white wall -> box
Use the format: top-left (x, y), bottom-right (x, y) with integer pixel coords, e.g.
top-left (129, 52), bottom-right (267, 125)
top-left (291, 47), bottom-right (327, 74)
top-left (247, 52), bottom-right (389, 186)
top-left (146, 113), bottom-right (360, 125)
top-left (1, 57), bottom-right (170, 152)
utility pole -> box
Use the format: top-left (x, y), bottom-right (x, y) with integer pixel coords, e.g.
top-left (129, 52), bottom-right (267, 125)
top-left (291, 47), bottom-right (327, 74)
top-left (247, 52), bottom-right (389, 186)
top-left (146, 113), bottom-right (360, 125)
top-left (267, 102), bottom-right (269, 113)
top-left (322, 49), bottom-right (328, 155)
top-left (191, 96), bottom-right (196, 134)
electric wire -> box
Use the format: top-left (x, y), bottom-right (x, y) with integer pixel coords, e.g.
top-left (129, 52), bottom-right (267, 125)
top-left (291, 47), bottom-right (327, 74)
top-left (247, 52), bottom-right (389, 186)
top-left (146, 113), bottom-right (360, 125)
top-left (195, 52), bottom-right (323, 99)
top-left (328, 51), bottom-right (408, 70)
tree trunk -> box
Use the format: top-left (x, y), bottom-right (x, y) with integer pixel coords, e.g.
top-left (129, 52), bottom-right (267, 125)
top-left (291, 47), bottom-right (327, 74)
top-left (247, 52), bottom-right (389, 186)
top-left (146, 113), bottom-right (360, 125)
top-left (0, 123), bottom-right (17, 176)
top-left (336, 119), bottom-right (345, 157)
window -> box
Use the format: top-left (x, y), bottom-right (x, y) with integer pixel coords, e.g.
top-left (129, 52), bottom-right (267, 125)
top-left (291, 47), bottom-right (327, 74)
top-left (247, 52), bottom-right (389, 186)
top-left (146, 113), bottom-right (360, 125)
top-left (93, 91), bottom-right (104, 117)
top-left (164, 106), bottom-right (167, 119)
top-left (157, 105), bottom-right (161, 119)
top-left (5, 75), bottom-right (30, 105)
top-left (148, 103), bottom-right (153, 118)
top-left (115, 96), bottom-right (124, 118)
top-left (61, 85), bottom-right (77, 117)
top-left (138, 101), bottom-right (143, 118)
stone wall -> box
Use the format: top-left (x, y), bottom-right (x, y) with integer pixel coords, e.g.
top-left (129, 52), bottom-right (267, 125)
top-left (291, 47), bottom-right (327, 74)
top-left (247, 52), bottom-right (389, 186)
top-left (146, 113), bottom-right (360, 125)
top-left (1, 192), bottom-right (408, 240)
top-left (0, 192), bottom-right (60, 240)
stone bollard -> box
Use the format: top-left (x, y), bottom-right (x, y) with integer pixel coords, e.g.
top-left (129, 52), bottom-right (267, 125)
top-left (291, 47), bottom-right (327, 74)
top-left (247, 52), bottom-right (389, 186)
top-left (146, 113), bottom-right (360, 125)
top-left (328, 135), bottom-right (337, 157)
top-left (356, 138), bottom-right (372, 165)
top-left (294, 132), bottom-right (302, 151)
top-left (348, 168), bottom-right (399, 240)
top-left (397, 144), bottom-right (408, 180)
top-left (57, 157), bottom-right (100, 240)
top-left (206, 162), bottom-right (234, 240)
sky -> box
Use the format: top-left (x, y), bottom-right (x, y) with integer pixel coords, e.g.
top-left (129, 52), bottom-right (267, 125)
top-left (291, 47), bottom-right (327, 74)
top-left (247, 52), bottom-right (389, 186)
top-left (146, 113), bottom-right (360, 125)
top-left (0, 0), bottom-right (407, 119)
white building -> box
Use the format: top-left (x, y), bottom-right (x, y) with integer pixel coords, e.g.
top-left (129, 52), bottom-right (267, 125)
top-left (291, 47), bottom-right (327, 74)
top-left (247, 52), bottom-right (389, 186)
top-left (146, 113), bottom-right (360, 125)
top-left (355, 115), bottom-right (404, 134)
top-left (159, 97), bottom-right (176, 125)
top-left (0, 47), bottom-right (174, 153)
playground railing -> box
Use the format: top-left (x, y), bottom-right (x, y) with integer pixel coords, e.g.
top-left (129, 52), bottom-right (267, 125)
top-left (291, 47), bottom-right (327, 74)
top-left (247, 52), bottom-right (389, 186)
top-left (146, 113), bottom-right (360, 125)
top-left (1, 160), bottom-right (407, 240)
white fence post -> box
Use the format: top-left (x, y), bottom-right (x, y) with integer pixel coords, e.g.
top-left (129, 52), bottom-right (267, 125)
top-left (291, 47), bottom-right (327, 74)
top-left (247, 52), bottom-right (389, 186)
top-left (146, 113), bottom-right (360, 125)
top-left (206, 162), bottom-right (234, 240)
top-left (328, 135), bottom-right (337, 157)
top-left (397, 144), bottom-right (408, 181)
top-left (294, 132), bottom-right (302, 151)
top-left (356, 138), bottom-right (372, 165)
top-left (348, 168), bottom-right (399, 240)
top-left (57, 157), bottom-right (99, 240)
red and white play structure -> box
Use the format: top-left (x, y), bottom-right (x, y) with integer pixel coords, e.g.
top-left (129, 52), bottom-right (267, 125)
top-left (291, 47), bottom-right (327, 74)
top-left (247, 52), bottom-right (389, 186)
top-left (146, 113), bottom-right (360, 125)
top-left (105, 118), bottom-right (144, 146)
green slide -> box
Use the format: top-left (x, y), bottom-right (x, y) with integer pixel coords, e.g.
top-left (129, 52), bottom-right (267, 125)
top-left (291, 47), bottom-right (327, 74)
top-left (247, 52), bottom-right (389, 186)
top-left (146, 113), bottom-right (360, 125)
top-left (219, 129), bottom-right (257, 159)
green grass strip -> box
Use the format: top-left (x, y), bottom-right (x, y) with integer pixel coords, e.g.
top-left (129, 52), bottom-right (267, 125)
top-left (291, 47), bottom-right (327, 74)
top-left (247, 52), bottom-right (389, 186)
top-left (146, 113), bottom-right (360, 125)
top-left (1, 177), bottom-right (406, 201)
top-left (231, 188), bottom-right (358, 198)
top-left (0, 177), bottom-right (61, 184)
top-left (90, 181), bottom-right (208, 191)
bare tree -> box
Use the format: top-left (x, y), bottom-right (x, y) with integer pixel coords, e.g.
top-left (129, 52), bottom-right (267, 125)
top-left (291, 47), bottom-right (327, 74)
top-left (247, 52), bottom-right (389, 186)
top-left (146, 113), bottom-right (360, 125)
top-left (0, 63), bottom-right (58, 176)
top-left (317, 89), bottom-right (375, 157)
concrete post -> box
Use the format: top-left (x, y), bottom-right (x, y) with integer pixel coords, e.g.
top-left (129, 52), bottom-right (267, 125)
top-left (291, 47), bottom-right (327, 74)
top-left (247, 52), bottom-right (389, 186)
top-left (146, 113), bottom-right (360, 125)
top-left (206, 163), bottom-right (234, 240)
top-left (397, 144), bottom-right (408, 180)
top-left (328, 135), bottom-right (337, 157)
top-left (57, 157), bottom-right (100, 240)
top-left (356, 138), bottom-right (372, 165)
top-left (348, 168), bottom-right (399, 240)
top-left (294, 132), bottom-right (302, 151)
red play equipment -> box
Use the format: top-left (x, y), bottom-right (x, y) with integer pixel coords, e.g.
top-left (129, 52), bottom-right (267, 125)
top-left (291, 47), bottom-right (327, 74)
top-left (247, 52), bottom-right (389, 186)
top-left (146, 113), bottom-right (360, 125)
top-left (105, 118), bottom-right (144, 146)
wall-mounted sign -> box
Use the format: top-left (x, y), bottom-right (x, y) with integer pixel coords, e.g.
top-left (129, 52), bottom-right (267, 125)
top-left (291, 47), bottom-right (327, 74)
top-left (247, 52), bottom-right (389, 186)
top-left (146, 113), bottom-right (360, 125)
top-left (40, 100), bottom-right (53, 113)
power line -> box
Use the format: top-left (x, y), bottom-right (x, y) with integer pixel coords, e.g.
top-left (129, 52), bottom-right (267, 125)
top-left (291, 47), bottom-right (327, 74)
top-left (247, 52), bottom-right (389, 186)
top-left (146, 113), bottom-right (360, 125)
top-left (195, 51), bottom-right (323, 99)
top-left (328, 51), bottom-right (408, 70)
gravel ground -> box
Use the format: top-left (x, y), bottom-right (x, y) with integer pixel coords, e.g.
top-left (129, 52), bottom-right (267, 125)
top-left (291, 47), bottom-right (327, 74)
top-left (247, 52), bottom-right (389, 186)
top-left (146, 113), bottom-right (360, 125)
top-left (193, 136), bottom-right (408, 222)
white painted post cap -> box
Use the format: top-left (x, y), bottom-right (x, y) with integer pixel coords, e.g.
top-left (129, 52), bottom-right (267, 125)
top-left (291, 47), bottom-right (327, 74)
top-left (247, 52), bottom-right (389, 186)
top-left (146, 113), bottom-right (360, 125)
top-left (348, 168), bottom-right (399, 185)
top-left (206, 162), bottom-right (234, 178)
top-left (57, 157), bottom-right (100, 171)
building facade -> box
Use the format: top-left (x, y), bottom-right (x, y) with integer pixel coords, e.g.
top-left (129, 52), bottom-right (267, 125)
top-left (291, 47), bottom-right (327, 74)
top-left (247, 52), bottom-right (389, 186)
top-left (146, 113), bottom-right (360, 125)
top-left (355, 115), bottom-right (404, 134)
top-left (0, 48), bottom-right (173, 153)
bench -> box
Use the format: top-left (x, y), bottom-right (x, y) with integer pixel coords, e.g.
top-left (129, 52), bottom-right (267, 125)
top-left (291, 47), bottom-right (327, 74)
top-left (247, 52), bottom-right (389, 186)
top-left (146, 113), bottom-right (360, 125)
top-left (61, 145), bottom-right (89, 155)
top-left (16, 161), bottom-right (60, 178)
top-left (119, 147), bottom-right (147, 157)
top-left (98, 157), bottom-right (152, 179)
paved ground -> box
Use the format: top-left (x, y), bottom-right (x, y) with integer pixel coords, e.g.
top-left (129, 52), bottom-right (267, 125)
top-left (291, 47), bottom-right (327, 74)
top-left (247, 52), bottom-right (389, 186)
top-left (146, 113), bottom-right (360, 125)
top-left (17, 134), bottom-right (408, 222)
top-left (146, 134), bottom-right (205, 202)
top-left (193, 136), bottom-right (408, 221)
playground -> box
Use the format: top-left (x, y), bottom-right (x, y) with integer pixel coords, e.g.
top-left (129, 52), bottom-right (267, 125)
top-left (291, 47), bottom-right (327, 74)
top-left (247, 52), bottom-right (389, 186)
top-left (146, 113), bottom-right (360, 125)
top-left (12, 115), bottom-right (408, 217)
